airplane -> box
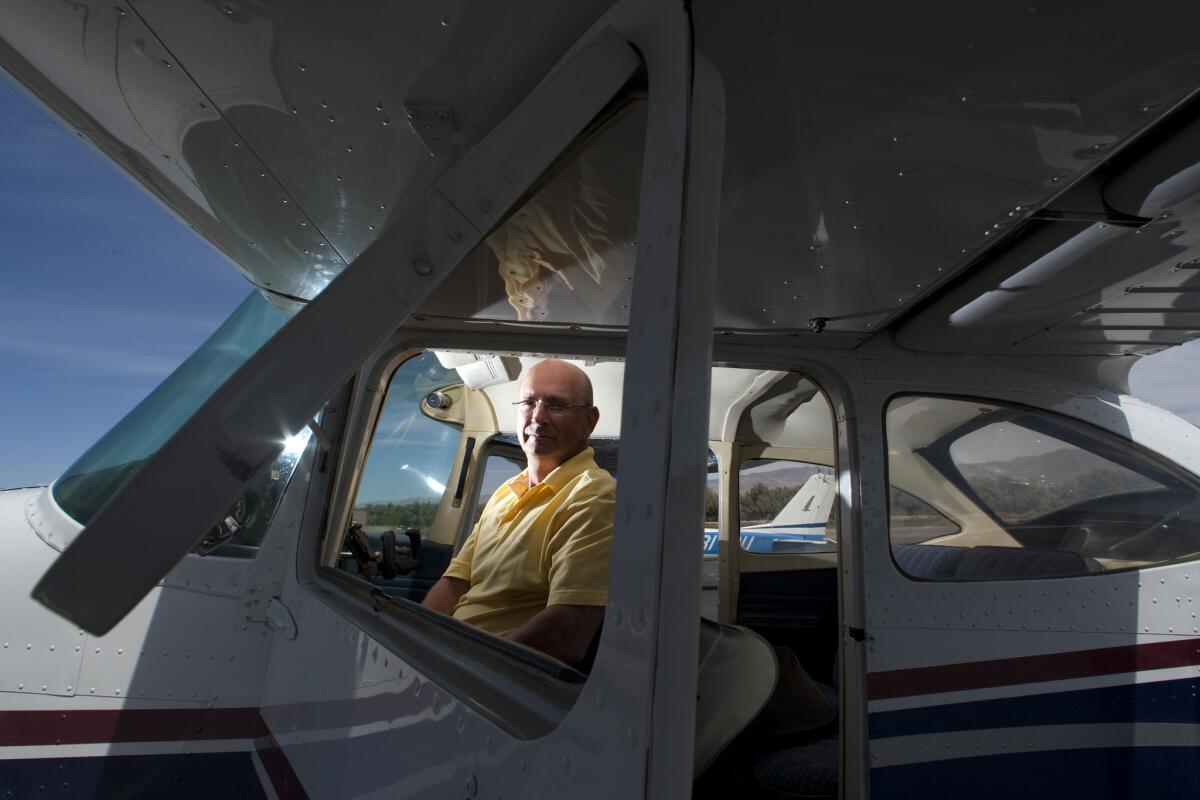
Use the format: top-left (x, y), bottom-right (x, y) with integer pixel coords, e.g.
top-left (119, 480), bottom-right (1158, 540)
top-left (2, 1), bottom-right (1200, 798)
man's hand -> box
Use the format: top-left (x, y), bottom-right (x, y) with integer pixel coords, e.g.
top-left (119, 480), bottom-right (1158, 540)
top-left (422, 576), bottom-right (469, 615)
top-left (505, 604), bottom-right (604, 669)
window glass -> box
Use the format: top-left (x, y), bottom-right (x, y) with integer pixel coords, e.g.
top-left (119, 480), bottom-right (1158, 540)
top-left (738, 459), bottom-right (836, 554)
top-left (949, 423), bottom-right (1158, 524)
top-left (204, 429), bottom-right (312, 558)
top-left (887, 396), bottom-right (1200, 580)
top-left (473, 449), bottom-right (525, 526)
top-left (701, 450), bottom-right (720, 621)
top-left (889, 487), bottom-right (959, 545)
top-left (53, 290), bottom-right (299, 525)
top-left (703, 450), bottom-right (720, 556)
top-left (416, 102), bottom-right (643, 328)
top-left (349, 353), bottom-right (461, 537)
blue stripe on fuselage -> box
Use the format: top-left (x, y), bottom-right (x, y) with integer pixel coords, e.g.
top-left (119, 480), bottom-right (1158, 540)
top-left (871, 746), bottom-right (1200, 799)
top-left (0, 752), bottom-right (265, 799)
top-left (869, 676), bottom-right (1200, 739)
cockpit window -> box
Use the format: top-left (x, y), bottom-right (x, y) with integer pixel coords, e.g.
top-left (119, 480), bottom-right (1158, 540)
top-left (53, 290), bottom-right (299, 527)
top-left (415, 102), bottom-right (644, 328)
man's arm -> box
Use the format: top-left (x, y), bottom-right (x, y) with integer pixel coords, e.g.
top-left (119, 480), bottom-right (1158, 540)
top-left (421, 576), bottom-right (469, 615)
top-left (505, 603), bottom-right (604, 668)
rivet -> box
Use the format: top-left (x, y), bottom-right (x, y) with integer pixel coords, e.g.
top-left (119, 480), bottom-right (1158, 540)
top-left (297, 62), bottom-right (307, 71)
top-left (413, 258), bottom-right (433, 276)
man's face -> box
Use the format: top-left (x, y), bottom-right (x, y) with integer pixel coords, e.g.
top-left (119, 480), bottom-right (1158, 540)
top-left (517, 362), bottom-right (599, 468)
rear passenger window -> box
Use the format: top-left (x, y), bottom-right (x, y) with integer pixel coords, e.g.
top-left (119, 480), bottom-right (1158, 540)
top-left (886, 395), bottom-right (1200, 580)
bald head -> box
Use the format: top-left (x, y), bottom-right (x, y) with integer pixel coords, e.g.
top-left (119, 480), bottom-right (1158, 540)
top-left (516, 359), bottom-right (599, 485)
top-left (520, 359), bottom-right (593, 406)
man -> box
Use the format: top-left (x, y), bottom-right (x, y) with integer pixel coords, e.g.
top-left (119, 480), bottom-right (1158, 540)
top-left (422, 359), bottom-right (615, 668)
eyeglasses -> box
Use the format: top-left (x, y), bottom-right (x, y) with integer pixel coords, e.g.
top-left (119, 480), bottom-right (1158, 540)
top-left (512, 398), bottom-right (592, 415)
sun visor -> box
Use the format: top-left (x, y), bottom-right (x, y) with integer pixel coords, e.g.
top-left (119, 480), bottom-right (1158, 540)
top-left (457, 356), bottom-right (522, 390)
top-left (434, 351), bottom-right (523, 389)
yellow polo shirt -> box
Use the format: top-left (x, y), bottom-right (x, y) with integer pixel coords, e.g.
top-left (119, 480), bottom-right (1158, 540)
top-left (444, 447), bottom-right (615, 635)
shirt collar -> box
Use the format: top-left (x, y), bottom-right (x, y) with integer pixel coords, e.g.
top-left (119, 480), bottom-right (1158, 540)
top-left (503, 446), bottom-right (597, 498)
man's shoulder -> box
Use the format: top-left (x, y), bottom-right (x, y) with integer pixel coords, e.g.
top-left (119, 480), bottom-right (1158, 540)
top-left (564, 465), bottom-right (616, 499)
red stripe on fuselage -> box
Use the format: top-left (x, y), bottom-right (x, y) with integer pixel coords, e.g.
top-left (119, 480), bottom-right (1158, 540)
top-left (868, 637), bottom-right (1200, 700)
top-left (256, 734), bottom-right (312, 800)
top-left (0, 707), bottom-right (268, 746)
top-left (0, 707), bottom-right (310, 799)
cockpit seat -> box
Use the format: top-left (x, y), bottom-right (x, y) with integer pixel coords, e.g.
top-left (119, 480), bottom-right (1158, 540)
top-left (746, 654), bottom-right (838, 800)
top-left (694, 618), bottom-right (778, 777)
top-left (751, 735), bottom-right (838, 800)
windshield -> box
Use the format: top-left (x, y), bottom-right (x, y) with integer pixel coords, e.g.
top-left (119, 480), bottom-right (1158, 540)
top-left (53, 290), bottom-right (300, 525)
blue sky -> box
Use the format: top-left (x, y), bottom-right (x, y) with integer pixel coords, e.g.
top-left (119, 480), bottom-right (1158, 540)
top-left (0, 72), bottom-right (1196, 490)
top-left (0, 76), bottom-right (248, 487)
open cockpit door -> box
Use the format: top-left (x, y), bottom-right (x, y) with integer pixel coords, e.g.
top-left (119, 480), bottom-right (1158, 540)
top-left (33, 29), bottom-right (642, 636)
top-left (32, 3), bottom-right (729, 796)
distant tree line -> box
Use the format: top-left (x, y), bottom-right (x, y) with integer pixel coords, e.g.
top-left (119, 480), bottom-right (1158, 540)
top-left (357, 499), bottom-right (439, 529)
top-left (705, 485), bottom-right (805, 524)
top-left (739, 483), bottom-right (802, 524)
top-left (705, 465), bottom-right (1149, 530)
top-left (890, 489), bottom-right (935, 517)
